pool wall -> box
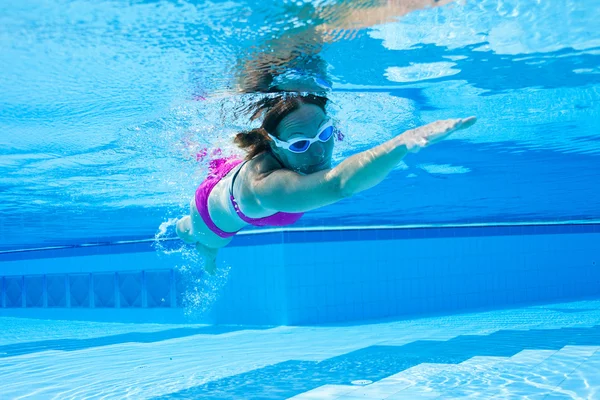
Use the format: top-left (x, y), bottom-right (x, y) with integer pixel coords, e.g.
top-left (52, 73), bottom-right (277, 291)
top-left (0, 224), bottom-right (598, 325)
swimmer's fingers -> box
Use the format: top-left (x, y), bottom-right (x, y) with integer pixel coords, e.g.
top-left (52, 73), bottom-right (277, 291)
top-left (458, 116), bottom-right (477, 130)
top-left (424, 117), bottom-right (477, 141)
top-left (406, 116), bottom-right (476, 152)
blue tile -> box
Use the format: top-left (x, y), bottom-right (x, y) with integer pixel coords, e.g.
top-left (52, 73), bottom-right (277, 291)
top-left (0, 241), bottom-right (155, 262)
top-left (25, 276), bottom-right (43, 308)
top-left (93, 273), bottom-right (115, 308)
top-left (70, 274), bottom-right (90, 308)
top-left (146, 270), bottom-right (171, 308)
top-left (46, 275), bottom-right (66, 307)
top-left (118, 272), bottom-right (142, 308)
top-left (174, 269), bottom-right (186, 307)
top-left (5, 276), bottom-right (23, 308)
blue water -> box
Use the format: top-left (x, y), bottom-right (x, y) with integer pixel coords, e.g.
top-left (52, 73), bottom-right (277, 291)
top-left (2, 1), bottom-right (600, 399)
top-left (2, 0), bottom-right (599, 251)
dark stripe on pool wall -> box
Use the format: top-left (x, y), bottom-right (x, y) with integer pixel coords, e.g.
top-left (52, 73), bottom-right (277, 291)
top-left (0, 223), bottom-right (598, 262)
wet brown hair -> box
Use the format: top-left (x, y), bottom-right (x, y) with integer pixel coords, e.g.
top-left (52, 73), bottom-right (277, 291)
top-left (234, 94), bottom-right (328, 160)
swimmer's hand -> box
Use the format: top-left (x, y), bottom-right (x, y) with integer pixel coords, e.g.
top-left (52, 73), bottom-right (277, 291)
top-left (195, 242), bottom-right (218, 276)
top-left (403, 117), bottom-right (476, 153)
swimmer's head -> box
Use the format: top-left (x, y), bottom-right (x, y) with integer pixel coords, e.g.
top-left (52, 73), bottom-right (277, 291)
top-left (234, 94), bottom-right (334, 175)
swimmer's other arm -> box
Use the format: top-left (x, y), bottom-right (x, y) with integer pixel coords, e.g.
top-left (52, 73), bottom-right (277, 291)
top-left (251, 117), bottom-right (476, 213)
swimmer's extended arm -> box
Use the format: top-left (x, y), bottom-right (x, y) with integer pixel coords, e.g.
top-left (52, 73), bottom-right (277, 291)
top-left (251, 117), bottom-right (476, 213)
top-left (316, 0), bottom-right (455, 40)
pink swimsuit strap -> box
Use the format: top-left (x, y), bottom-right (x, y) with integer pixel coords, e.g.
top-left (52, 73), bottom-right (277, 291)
top-left (195, 156), bottom-right (304, 239)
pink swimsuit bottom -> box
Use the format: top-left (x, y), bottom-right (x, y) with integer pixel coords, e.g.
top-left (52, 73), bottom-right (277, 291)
top-left (194, 156), bottom-right (303, 238)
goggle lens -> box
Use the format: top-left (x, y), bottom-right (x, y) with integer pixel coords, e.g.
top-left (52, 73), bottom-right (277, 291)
top-left (319, 126), bottom-right (334, 141)
top-left (289, 140), bottom-right (311, 153)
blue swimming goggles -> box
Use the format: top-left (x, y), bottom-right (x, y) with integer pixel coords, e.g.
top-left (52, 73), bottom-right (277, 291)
top-left (268, 120), bottom-right (335, 154)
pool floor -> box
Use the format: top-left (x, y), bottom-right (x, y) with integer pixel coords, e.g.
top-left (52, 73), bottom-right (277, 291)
top-left (1, 299), bottom-right (599, 399)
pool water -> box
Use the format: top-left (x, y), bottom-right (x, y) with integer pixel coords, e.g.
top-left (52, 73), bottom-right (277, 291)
top-left (1, 0), bottom-right (599, 249)
top-left (2, 0), bottom-right (600, 399)
top-left (1, 299), bottom-right (599, 399)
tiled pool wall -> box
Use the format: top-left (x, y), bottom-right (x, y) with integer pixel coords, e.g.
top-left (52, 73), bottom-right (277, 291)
top-left (0, 224), bottom-right (598, 325)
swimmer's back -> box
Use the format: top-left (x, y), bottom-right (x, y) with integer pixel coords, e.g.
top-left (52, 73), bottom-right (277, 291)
top-left (188, 151), bottom-right (291, 246)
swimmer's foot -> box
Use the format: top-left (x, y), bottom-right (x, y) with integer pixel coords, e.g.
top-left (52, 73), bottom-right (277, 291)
top-left (404, 117), bottom-right (476, 153)
top-left (195, 242), bottom-right (218, 276)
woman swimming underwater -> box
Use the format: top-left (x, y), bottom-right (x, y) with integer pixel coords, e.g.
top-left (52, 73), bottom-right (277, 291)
top-left (176, 94), bottom-right (476, 274)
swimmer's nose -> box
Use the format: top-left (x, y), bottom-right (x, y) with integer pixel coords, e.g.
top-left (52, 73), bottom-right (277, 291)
top-left (312, 143), bottom-right (325, 157)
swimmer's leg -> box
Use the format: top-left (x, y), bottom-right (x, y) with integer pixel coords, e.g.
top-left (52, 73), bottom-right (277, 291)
top-left (196, 242), bottom-right (218, 276)
top-left (177, 216), bottom-right (218, 275)
top-left (177, 206), bottom-right (226, 276)
top-left (176, 216), bottom-right (196, 244)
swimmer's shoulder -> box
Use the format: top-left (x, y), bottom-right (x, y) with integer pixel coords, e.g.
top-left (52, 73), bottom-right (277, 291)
top-left (235, 151), bottom-right (286, 211)
top-left (246, 151), bottom-right (286, 178)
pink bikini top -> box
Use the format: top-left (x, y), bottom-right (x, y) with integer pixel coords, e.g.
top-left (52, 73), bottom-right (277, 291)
top-left (195, 156), bottom-right (304, 238)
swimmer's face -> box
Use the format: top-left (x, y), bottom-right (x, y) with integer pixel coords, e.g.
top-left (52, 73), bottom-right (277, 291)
top-left (270, 104), bottom-right (334, 175)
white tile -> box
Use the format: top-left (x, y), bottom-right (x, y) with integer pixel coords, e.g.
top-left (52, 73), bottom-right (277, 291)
top-left (384, 386), bottom-right (442, 399)
top-left (350, 363), bottom-right (455, 399)
top-left (2, 299), bottom-right (600, 399)
top-left (391, 350), bottom-right (558, 399)
top-left (458, 355), bottom-right (508, 367)
top-left (507, 349), bottom-right (557, 363)
top-left (287, 384), bottom-right (359, 399)
top-left (334, 397), bottom-right (376, 400)
top-left (349, 382), bottom-right (411, 399)
top-left (546, 349), bottom-right (600, 400)
top-left (481, 346), bottom-right (600, 399)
